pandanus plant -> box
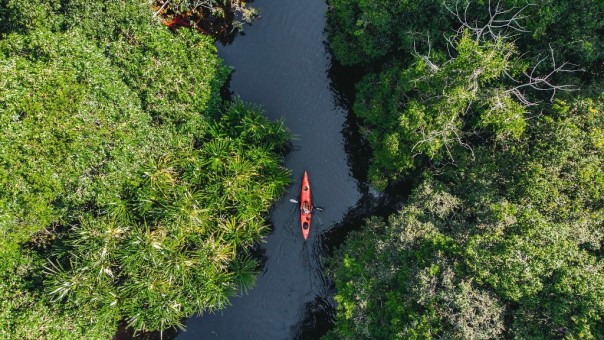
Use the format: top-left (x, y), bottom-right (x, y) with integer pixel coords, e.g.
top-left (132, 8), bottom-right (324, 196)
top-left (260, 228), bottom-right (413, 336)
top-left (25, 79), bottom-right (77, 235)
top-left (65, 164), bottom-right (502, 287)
top-left (44, 99), bottom-right (290, 334)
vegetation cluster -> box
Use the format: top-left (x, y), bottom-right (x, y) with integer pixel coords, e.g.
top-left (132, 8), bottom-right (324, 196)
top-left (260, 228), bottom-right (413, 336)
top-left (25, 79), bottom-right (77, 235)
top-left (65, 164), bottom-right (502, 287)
top-left (152, 0), bottom-right (258, 42)
top-left (326, 0), bottom-right (604, 338)
top-left (0, 0), bottom-right (288, 338)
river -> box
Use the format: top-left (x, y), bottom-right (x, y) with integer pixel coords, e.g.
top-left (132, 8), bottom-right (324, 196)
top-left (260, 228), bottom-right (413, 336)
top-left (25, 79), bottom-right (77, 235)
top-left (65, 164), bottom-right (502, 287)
top-left (178, 0), bottom-right (370, 338)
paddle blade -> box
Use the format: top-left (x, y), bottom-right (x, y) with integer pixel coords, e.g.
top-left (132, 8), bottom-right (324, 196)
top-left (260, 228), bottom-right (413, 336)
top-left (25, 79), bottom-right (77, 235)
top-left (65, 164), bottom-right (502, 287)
top-left (289, 198), bottom-right (299, 204)
top-left (314, 206), bottom-right (325, 212)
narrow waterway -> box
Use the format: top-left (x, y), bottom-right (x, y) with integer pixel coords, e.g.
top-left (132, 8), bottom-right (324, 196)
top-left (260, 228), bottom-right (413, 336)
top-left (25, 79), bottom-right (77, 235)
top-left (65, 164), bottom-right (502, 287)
top-left (178, 0), bottom-right (367, 338)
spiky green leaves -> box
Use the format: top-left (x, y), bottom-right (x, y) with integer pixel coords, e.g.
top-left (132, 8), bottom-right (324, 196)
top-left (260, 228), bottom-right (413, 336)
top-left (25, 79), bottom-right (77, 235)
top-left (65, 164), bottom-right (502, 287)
top-left (37, 98), bottom-right (290, 334)
top-left (0, 1), bottom-right (290, 337)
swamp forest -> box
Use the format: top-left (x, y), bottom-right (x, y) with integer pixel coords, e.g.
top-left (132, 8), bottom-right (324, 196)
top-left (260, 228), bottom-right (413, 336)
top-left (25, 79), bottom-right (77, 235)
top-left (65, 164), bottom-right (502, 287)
top-left (0, 0), bottom-right (603, 339)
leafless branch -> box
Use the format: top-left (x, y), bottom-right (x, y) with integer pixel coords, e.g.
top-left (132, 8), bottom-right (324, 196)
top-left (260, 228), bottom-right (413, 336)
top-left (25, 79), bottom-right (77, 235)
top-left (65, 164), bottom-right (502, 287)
top-left (505, 45), bottom-right (580, 103)
top-left (153, 0), bottom-right (171, 17)
top-left (445, 0), bottom-right (533, 43)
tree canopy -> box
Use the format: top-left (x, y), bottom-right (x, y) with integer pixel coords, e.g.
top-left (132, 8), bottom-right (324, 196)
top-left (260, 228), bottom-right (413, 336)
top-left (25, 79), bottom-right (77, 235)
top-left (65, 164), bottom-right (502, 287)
top-left (327, 0), bottom-right (603, 72)
top-left (330, 0), bottom-right (603, 189)
top-left (355, 31), bottom-right (529, 188)
top-left (328, 96), bottom-right (604, 338)
top-left (326, 0), bottom-right (604, 338)
top-left (0, 0), bottom-right (289, 337)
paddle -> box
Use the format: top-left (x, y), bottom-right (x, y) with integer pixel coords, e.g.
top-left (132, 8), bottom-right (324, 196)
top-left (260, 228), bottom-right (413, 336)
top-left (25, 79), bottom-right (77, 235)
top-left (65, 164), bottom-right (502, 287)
top-left (288, 199), bottom-right (325, 211)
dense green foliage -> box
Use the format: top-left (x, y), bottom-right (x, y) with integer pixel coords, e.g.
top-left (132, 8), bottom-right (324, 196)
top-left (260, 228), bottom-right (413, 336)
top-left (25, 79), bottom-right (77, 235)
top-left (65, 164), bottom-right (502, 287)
top-left (329, 0), bottom-right (603, 188)
top-left (0, 0), bottom-right (289, 338)
top-left (355, 32), bottom-right (528, 188)
top-left (328, 0), bottom-right (603, 71)
top-left (329, 97), bottom-right (604, 338)
top-left (153, 0), bottom-right (258, 31)
top-left (327, 0), bottom-right (604, 338)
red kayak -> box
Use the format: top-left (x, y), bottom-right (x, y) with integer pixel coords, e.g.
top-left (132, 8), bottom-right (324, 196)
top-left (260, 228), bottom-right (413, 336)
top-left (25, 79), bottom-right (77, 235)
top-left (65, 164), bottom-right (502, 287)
top-left (300, 171), bottom-right (312, 240)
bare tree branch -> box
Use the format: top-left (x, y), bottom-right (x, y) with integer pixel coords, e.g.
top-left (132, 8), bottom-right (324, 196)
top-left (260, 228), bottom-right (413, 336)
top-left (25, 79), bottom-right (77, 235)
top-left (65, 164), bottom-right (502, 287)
top-left (445, 0), bottom-right (533, 43)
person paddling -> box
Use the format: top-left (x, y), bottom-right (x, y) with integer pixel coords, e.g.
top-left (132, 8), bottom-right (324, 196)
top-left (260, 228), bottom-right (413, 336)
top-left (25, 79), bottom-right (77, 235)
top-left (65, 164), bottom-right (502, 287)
top-left (301, 201), bottom-right (311, 214)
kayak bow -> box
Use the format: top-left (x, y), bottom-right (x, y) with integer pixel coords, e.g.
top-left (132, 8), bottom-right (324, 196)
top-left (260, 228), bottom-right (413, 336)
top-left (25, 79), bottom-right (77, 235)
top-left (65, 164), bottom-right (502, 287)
top-left (300, 171), bottom-right (312, 240)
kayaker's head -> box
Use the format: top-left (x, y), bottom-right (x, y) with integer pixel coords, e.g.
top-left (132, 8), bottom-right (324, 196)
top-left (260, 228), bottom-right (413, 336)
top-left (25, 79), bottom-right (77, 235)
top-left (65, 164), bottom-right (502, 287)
top-left (302, 201), bottom-right (310, 213)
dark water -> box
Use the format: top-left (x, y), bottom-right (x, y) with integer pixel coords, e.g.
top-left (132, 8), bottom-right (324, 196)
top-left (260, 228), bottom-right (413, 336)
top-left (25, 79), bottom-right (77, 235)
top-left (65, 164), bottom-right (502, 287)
top-left (178, 1), bottom-right (375, 338)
